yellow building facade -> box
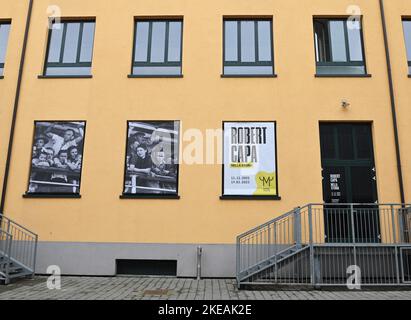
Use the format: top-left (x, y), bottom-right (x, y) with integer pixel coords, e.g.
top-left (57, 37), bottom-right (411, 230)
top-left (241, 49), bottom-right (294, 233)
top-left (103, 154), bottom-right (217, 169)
top-left (0, 0), bottom-right (410, 277)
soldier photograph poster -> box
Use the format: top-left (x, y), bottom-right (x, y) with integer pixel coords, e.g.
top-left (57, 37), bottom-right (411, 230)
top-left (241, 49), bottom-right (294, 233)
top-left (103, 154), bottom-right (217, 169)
top-left (223, 121), bottom-right (278, 197)
top-left (123, 121), bottom-right (180, 196)
top-left (27, 121), bottom-right (86, 194)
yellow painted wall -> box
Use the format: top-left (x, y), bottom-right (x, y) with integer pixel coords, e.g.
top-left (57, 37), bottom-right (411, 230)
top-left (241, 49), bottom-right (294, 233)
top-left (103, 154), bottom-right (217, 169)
top-left (0, 0), bottom-right (29, 198)
top-left (0, 0), bottom-right (409, 244)
top-left (384, 0), bottom-right (411, 203)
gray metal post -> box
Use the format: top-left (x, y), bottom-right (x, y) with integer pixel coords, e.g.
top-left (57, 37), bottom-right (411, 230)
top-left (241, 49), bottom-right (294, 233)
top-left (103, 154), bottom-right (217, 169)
top-left (394, 245), bottom-right (401, 284)
top-left (196, 246), bottom-right (202, 280)
top-left (398, 207), bottom-right (405, 244)
top-left (236, 237), bottom-right (240, 282)
top-left (391, 205), bottom-right (401, 284)
top-left (32, 234), bottom-right (38, 278)
top-left (350, 204), bottom-right (357, 269)
top-left (308, 205), bottom-right (315, 286)
top-left (294, 207), bottom-right (302, 249)
top-left (4, 234), bottom-right (12, 285)
top-left (267, 225), bottom-right (271, 258)
top-left (314, 256), bottom-right (321, 287)
top-left (274, 223), bottom-right (278, 283)
top-left (391, 205), bottom-right (398, 244)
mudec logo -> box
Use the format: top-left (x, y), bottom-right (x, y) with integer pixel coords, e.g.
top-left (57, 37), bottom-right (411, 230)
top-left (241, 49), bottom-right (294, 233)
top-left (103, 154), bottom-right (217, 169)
top-left (259, 176), bottom-right (274, 187)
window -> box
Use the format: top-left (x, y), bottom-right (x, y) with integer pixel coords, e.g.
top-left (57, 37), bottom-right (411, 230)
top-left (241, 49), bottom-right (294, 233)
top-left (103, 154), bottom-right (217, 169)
top-left (132, 19), bottom-right (183, 76)
top-left (314, 18), bottom-right (366, 75)
top-left (223, 19), bottom-right (274, 76)
top-left (44, 20), bottom-right (95, 76)
top-left (403, 20), bottom-right (411, 74)
top-left (122, 121), bottom-right (180, 198)
top-left (25, 121), bottom-right (86, 197)
top-left (0, 22), bottom-right (11, 77)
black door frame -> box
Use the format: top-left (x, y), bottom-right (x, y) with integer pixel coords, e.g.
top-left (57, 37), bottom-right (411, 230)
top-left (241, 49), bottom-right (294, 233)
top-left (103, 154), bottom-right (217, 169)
top-left (320, 122), bottom-right (380, 243)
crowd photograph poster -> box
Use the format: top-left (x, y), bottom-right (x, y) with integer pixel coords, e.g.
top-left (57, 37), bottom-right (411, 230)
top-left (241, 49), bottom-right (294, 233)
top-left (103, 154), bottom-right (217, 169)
top-left (123, 121), bottom-right (180, 196)
top-left (223, 121), bottom-right (278, 197)
top-left (27, 121), bottom-right (86, 195)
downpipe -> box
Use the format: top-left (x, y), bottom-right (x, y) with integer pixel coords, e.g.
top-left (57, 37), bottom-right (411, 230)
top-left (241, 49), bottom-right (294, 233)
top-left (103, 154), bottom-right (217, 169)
top-left (196, 246), bottom-right (202, 280)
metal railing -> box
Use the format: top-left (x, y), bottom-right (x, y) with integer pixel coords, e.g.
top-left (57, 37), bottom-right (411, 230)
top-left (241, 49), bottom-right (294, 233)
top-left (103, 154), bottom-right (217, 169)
top-left (0, 213), bottom-right (38, 276)
top-left (0, 230), bottom-right (12, 282)
top-left (237, 203), bottom-right (411, 287)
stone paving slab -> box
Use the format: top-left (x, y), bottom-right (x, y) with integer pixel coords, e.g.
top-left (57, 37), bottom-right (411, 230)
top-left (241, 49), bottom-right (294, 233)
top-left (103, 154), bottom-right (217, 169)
top-left (0, 276), bottom-right (411, 300)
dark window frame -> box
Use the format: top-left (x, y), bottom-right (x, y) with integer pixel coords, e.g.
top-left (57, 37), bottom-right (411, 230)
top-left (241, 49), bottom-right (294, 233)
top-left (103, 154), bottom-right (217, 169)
top-left (222, 18), bottom-right (275, 77)
top-left (220, 120), bottom-right (281, 200)
top-left (313, 17), bottom-right (368, 75)
top-left (24, 120), bottom-right (87, 199)
top-left (121, 120), bottom-right (181, 199)
top-left (131, 18), bottom-right (184, 77)
top-left (402, 18), bottom-right (411, 74)
top-left (0, 20), bottom-right (12, 76)
top-left (43, 19), bottom-right (96, 77)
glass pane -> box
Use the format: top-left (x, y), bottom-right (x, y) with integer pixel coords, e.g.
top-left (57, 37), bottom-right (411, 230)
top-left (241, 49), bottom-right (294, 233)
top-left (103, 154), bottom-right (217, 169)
top-left (314, 20), bottom-right (330, 62)
top-left (150, 22), bottom-right (166, 63)
top-left (329, 21), bottom-right (347, 62)
top-left (47, 23), bottom-right (64, 62)
top-left (0, 23), bottom-right (11, 64)
top-left (134, 22), bottom-right (149, 62)
top-left (223, 66), bottom-right (273, 75)
top-left (45, 66), bottom-right (91, 76)
top-left (403, 21), bottom-right (411, 62)
top-left (347, 21), bottom-right (363, 62)
top-left (63, 23), bottom-right (80, 63)
top-left (314, 32), bottom-right (320, 62)
top-left (167, 21), bottom-right (182, 62)
top-left (240, 21), bottom-right (255, 62)
top-left (258, 21), bottom-right (272, 61)
top-left (316, 65), bottom-right (365, 75)
top-left (133, 66), bottom-right (181, 75)
top-left (224, 21), bottom-right (238, 61)
top-left (80, 22), bottom-right (95, 62)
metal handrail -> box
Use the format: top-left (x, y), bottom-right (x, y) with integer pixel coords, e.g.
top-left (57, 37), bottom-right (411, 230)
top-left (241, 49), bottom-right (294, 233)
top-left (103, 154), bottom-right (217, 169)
top-left (0, 213), bottom-right (38, 238)
top-left (236, 204), bottom-right (310, 240)
top-left (308, 202), bottom-right (411, 206)
top-left (0, 230), bottom-right (12, 251)
top-left (237, 203), bottom-right (411, 287)
top-left (237, 203), bottom-right (411, 240)
top-left (0, 213), bottom-right (38, 279)
top-left (0, 230), bottom-right (13, 282)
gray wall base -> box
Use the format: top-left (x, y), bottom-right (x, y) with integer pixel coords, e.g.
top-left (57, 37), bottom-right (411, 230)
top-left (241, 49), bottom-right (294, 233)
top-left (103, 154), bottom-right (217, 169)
top-left (36, 242), bottom-right (236, 278)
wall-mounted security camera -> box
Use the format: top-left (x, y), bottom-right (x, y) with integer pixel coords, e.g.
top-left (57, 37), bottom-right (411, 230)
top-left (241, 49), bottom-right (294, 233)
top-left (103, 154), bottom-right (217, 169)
top-left (341, 99), bottom-right (350, 108)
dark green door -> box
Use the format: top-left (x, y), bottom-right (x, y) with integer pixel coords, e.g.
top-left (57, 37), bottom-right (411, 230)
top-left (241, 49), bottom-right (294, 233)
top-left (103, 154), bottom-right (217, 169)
top-left (320, 123), bottom-right (380, 243)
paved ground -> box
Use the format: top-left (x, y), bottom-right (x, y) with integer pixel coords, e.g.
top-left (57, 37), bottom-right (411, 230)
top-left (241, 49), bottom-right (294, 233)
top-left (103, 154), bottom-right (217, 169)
top-left (0, 276), bottom-right (411, 300)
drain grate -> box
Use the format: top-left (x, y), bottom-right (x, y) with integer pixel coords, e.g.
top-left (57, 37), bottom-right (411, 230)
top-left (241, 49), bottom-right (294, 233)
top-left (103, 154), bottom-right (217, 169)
top-left (143, 289), bottom-right (170, 296)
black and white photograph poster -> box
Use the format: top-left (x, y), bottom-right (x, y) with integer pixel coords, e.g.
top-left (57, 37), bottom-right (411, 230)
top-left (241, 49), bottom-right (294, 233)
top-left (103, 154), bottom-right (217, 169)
top-left (27, 121), bottom-right (86, 194)
top-left (123, 121), bottom-right (180, 196)
top-left (223, 121), bottom-right (278, 197)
